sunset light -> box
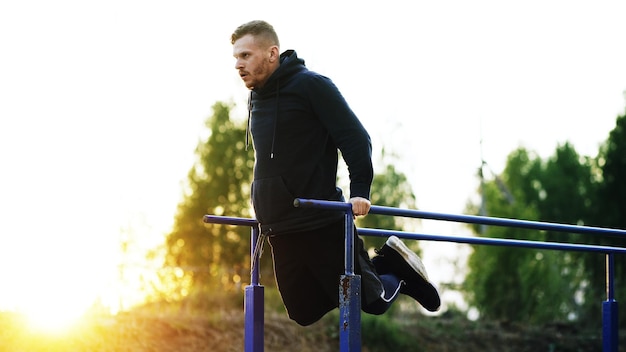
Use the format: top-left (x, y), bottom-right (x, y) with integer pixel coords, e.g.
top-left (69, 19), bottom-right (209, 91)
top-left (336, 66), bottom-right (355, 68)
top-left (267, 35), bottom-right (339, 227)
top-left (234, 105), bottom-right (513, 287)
top-left (1, 0), bottom-right (626, 351)
top-left (2, 257), bottom-right (114, 334)
top-left (0, 224), bottom-right (157, 335)
top-left (20, 301), bottom-right (86, 333)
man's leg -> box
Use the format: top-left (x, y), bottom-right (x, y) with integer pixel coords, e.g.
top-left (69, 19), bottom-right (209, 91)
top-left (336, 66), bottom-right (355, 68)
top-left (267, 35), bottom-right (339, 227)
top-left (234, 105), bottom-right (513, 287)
top-left (361, 272), bottom-right (403, 315)
top-left (267, 222), bottom-right (346, 326)
top-left (374, 236), bottom-right (441, 312)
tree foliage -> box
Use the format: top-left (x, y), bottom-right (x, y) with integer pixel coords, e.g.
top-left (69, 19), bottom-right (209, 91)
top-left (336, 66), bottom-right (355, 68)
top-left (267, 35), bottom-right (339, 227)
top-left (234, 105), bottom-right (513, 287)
top-left (581, 110), bottom-right (626, 325)
top-left (465, 148), bottom-right (582, 323)
top-left (162, 102), bottom-right (255, 299)
top-left (465, 106), bottom-right (626, 326)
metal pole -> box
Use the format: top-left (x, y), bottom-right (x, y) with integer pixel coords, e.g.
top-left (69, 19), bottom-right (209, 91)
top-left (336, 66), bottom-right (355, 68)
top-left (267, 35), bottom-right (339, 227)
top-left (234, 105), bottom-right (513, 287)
top-left (291, 199), bottom-right (626, 351)
top-left (603, 253), bottom-right (618, 352)
top-left (339, 207), bottom-right (361, 352)
top-left (345, 211), bottom-right (355, 276)
top-left (366, 205), bottom-right (626, 237)
top-left (244, 225), bottom-right (264, 352)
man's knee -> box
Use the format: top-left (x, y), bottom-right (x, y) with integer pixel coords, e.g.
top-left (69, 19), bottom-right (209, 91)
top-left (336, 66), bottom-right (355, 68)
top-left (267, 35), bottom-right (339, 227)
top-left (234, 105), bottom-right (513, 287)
top-left (288, 308), bottom-right (329, 326)
top-left (362, 298), bottom-right (391, 315)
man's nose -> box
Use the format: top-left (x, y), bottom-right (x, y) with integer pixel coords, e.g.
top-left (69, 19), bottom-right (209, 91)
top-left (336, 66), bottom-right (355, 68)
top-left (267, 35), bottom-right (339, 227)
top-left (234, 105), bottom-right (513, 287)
top-left (235, 59), bottom-right (243, 70)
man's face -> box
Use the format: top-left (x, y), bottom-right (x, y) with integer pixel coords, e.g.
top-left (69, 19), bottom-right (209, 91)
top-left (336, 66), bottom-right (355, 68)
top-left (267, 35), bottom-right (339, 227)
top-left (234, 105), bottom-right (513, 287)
top-left (233, 34), bottom-right (275, 90)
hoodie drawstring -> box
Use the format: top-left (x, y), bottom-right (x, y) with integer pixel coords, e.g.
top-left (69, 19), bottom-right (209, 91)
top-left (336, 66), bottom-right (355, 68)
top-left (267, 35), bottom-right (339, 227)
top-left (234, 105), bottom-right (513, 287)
top-left (247, 80), bottom-right (280, 159)
top-left (251, 228), bottom-right (267, 278)
top-left (245, 92), bottom-right (252, 151)
top-left (270, 81), bottom-right (279, 159)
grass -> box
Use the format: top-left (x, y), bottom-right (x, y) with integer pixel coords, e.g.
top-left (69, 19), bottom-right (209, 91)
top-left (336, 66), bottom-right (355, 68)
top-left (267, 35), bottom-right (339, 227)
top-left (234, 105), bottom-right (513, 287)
top-left (0, 292), bottom-right (621, 352)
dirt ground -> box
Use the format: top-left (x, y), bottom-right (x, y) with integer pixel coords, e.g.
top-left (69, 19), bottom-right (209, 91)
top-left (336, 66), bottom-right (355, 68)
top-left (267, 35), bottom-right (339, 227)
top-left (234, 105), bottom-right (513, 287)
top-left (2, 308), bottom-right (623, 352)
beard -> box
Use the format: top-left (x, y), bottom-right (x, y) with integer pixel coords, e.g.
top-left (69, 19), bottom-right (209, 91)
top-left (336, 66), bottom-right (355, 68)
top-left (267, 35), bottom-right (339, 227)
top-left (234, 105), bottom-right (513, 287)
top-left (248, 59), bottom-right (273, 89)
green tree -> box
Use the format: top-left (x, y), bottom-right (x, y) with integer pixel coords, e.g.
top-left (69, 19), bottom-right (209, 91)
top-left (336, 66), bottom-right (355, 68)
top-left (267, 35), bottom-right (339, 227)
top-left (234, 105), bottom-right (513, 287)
top-left (582, 109), bottom-right (626, 325)
top-left (465, 147), bottom-right (588, 323)
top-left (596, 111), bottom-right (626, 229)
top-left (465, 104), bottom-right (626, 327)
top-left (529, 143), bottom-right (599, 323)
top-left (162, 101), bottom-right (255, 300)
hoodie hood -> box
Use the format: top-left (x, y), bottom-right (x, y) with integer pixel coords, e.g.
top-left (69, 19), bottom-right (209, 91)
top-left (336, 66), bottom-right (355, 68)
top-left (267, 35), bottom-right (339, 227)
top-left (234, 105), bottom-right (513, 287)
top-left (246, 50), bottom-right (305, 157)
top-left (254, 50), bottom-right (304, 95)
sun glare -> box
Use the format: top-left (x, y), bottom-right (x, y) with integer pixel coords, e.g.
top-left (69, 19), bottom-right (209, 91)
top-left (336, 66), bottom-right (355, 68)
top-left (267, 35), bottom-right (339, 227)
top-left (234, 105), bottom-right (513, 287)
top-left (21, 303), bottom-right (86, 333)
top-left (0, 246), bottom-right (116, 334)
top-left (13, 282), bottom-right (102, 334)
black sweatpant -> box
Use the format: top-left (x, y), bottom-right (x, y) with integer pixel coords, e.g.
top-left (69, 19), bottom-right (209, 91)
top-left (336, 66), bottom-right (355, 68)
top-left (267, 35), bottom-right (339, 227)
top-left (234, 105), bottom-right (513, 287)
top-left (268, 220), bottom-right (401, 326)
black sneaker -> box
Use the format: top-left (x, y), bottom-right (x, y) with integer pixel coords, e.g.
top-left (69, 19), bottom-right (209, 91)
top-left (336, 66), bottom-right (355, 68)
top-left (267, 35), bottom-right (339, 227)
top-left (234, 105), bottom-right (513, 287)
top-left (375, 236), bottom-right (441, 312)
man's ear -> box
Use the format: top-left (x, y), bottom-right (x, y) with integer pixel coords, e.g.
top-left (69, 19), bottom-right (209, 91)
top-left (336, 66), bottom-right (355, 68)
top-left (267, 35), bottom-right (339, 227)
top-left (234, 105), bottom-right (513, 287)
top-left (269, 46), bottom-right (279, 62)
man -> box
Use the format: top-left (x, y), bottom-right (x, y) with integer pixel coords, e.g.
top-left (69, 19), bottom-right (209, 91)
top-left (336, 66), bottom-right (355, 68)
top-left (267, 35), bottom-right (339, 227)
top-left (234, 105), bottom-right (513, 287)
top-left (231, 20), bottom-right (440, 326)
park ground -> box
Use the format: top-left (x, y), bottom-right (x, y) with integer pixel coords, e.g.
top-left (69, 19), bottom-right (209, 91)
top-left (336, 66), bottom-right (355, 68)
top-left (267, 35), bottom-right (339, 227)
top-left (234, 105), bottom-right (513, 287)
top-left (1, 302), bottom-right (621, 352)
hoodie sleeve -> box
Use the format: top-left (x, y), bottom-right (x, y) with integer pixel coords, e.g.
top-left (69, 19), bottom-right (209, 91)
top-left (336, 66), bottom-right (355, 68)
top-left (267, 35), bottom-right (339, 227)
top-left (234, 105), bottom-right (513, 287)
top-left (305, 74), bottom-right (373, 199)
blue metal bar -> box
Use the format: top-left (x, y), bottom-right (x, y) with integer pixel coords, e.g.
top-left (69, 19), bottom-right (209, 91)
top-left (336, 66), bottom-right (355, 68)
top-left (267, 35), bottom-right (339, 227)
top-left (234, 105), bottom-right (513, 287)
top-left (203, 215), bottom-right (258, 227)
top-left (359, 227), bottom-right (625, 352)
top-left (603, 254), bottom-right (618, 352)
top-left (369, 204), bottom-right (626, 237)
top-left (339, 274), bottom-right (361, 352)
top-left (203, 215), bottom-right (263, 352)
top-left (344, 210), bottom-right (355, 275)
top-left (294, 198), bottom-right (626, 237)
top-left (339, 208), bottom-right (361, 351)
top-left (208, 200), bottom-right (626, 352)
top-left (294, 198), bottom-right (624, 352)
top-left (244, 284), bottom-right (264, 352)
top-left (357, 228), bottom-right (626, 255)
top-left (244, 224), bottom-right (264, 352)
top-left (294, 198), bottom-right (352, 212)
top-left (607, 253), bottom-right (616, 301)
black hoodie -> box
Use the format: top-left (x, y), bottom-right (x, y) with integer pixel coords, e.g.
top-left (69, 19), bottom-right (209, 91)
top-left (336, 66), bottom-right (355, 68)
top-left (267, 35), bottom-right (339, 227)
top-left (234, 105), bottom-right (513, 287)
top-left (249, 50), bottom-right (373, 234)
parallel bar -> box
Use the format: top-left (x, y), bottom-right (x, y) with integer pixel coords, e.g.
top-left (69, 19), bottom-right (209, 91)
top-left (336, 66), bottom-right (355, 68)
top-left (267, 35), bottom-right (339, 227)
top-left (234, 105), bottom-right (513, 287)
top-left (203, 215), bottom-right (258, 227)
top-left (208, 201), bottom-right (626, 352)
top-left (295, 198), bottom-right (362, 350)
top-left (339, 274), bottom-right (361, 352)
top-left (294, 198), bottom-right (626, 237)
top-left (339, 209), bottom-right (361, 351)
top-left (368, 204), bottom-right (626, 237)
top-left (294, 198), bottom-right (352, 212)
top-left (244, 284), bottom-right (264, 352)
top-left (203, 216), bottom-right (263, 352)
top-left (294, 198), bottom-right (624, 352)
top-left (344, 210), bottom-right (355, 275)
top-left (357, 228), bottom-right (626, 255)
top-left (245, 225), bottom-right (264, 352)
top-left (607, 253), bottom-right (615, 301)
top-left (603, 254), bottom-right (618, 352)
top-left (602, 300), bottom-right (618, 352)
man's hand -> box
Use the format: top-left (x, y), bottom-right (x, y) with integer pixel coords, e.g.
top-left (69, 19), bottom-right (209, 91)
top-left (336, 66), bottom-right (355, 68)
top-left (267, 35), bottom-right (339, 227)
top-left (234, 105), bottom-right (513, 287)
top-left (349, 197), bottom-right (371, 217)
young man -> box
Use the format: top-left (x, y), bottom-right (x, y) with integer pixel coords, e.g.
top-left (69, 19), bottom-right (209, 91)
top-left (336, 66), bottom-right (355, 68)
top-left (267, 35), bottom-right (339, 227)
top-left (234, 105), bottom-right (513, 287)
top-left (231, 20), bottom-right (440, 326)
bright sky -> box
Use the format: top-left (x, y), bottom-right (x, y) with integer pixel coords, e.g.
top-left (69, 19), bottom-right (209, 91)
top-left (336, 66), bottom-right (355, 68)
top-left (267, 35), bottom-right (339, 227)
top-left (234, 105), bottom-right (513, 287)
top-left (1, 0), bottom-right (625, 323)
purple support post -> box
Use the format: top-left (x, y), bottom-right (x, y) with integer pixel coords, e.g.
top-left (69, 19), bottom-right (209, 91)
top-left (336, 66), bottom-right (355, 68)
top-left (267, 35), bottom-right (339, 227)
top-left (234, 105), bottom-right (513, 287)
top-left (339, 209), bottom-right (361, 352)
top-left (244, 225), bottom-right (264, 352)
top-left (603, 253), bottom-right (618, 352)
